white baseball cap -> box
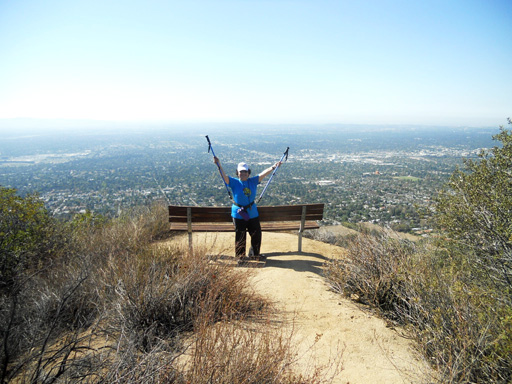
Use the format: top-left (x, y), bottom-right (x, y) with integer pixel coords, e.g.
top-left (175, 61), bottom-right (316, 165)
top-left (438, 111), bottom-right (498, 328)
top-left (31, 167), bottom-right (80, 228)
top-left (237, 162), bottom-right (249, 172)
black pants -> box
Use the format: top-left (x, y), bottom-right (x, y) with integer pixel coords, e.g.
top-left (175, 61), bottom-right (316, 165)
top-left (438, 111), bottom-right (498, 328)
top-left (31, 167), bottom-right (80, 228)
top-left (233, 217), bottom-right (262, 258)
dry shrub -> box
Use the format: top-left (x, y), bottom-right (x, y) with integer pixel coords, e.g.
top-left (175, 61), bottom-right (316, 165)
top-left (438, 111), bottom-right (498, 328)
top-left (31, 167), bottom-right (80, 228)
top-left (325, 228), bottom-right (413, 320)
top-left (325, 229), bottom-right (512, 383)
top-left (104, 245), bottom-right (265, 353)
top-left (69, 202), bottom-right (171, 265)
top-left (0, 242), bottom-right (105, 383)
top-left (96, 337), bottom-right (185, 384)
top-left (181, 319), bottom-right (326, 384)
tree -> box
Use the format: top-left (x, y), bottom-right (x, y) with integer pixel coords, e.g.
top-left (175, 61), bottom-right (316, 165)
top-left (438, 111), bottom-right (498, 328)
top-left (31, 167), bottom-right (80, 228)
top-left (435, 119), bottom-right (512, 289)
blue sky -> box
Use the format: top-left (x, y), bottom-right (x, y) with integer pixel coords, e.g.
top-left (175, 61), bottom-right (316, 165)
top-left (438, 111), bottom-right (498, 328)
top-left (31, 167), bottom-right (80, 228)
top-left (0, 0), bottom-right (510, 127)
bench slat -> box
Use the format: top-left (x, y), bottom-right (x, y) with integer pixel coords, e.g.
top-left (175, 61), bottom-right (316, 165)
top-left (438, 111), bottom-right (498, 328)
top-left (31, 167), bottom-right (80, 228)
top-left (169, 204), bottom-right (324, 214)
top-left (169, 220), bottom-right (320, 232)
top-left (170, 213), bottom-right (324, 223)
top-left (258, 211), bottom-right (323, 221)
top-left (169, 212), bottom-right (232, 222)
top-left (259, 204), bottom-right (323, 221)
top-left (169, 206), bottom-right (229, 215)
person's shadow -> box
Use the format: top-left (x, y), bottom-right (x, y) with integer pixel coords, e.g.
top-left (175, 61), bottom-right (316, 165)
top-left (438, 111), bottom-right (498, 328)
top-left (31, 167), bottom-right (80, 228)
top-left (263, 251), bottom-right (329, 276)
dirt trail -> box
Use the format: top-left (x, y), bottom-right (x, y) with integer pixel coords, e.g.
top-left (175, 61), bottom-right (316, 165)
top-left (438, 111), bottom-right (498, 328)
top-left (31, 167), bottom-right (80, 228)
top-left (178, 231), bottom-right (429, 384)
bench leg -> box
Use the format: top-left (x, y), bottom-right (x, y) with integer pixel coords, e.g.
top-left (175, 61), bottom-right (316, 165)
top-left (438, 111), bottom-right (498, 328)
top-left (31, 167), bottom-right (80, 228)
top-left (187, 207), bottom-right (193, 252)
top-left (188, 232), bottom-right (193, 252)
top-left (298, 205), bottom-right (307, 253)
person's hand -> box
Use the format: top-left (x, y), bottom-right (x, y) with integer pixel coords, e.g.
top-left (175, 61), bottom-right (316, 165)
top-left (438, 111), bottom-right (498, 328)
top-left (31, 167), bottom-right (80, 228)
top-left (213, 156), bottom-right (220, 165)
top-left (274, 161), bottom-right (282, 169)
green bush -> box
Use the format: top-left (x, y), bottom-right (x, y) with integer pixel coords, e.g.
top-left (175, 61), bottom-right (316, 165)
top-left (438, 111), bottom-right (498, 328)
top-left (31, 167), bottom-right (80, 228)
top-left (435, 120), bottom-right (512, 291)
top-left (325, 119), bottom-right (512, 383)
top-left (0, 187), bottom-right (64, 292)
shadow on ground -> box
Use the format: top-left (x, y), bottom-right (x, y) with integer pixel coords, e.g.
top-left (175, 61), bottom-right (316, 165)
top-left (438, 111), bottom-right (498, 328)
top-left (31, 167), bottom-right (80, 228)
top-left (263, 252), bottom-right (328, 275)
top-left (209, 252), bottom-right (329, 275)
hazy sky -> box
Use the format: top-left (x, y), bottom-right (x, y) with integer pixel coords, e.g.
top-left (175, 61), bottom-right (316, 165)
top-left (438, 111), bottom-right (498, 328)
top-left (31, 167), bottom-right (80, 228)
top-left (1, 0), bottom-right (510, 127)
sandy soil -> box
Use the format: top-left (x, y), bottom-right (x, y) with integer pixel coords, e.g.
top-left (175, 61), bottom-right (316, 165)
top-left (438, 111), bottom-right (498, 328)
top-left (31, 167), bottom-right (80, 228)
top-left (174, 231), bottom-right (430, 384)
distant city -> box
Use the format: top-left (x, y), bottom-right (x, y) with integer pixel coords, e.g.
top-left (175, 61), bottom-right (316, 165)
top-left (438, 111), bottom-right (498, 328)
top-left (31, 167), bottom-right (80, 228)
top-left (0, 121), bottom-right (499, 233)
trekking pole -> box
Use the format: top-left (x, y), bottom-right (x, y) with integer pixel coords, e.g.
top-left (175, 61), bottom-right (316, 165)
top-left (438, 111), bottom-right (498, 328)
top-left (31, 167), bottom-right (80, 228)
top-left (206, 135), bottom-right (232, 200)
top-left (256, 147), bottom-right (289, 204)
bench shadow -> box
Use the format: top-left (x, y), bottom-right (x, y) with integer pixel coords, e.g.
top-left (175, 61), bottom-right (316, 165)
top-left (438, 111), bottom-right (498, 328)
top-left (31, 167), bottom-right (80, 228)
top-left (263, 251), bottom-right (329, 276)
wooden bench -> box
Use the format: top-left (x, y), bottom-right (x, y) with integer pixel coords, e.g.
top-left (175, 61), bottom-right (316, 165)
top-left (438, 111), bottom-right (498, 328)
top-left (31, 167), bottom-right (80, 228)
top-left (169, 203), bottom-right (324, 253)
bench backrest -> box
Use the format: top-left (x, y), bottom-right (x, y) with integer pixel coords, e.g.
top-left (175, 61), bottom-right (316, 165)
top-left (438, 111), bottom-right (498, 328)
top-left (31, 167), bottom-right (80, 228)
top-left (169, 204), bottom-right (324, 223)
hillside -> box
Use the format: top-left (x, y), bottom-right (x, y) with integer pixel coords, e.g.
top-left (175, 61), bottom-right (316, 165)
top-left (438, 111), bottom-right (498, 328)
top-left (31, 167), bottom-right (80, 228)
top-left (171, 231), bottom-right (430, 383)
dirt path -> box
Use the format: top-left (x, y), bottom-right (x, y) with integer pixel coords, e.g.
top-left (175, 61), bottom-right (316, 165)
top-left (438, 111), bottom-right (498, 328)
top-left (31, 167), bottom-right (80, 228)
top-left (178, 231), bottom-right (429, 383)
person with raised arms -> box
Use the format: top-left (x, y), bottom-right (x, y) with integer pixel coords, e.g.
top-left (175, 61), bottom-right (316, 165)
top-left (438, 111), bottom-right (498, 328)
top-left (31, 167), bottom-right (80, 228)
top-left (213, 156), bottom-right (281, 262)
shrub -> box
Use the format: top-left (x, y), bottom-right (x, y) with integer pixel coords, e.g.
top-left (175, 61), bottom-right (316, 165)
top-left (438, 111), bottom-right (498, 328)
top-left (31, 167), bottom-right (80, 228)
top-left (180, 319), bottom-right (328, 384)
top-left (435, 121), bottom-right (512, 291)
top-left (325, 229), bottom-right (512, 383)
top-left (405, 242), bottom-right (512, 383)
top-left (325, 229), bottom-right (414, 321)
top-left (0, 187), bottom-right (66, 293)
top-left (107, 245), bottom-right (265, 353)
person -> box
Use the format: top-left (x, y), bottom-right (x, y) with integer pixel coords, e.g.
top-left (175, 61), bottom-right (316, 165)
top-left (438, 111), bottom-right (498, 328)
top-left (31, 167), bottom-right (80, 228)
top-left (213, 156), bottom-right (281, 262)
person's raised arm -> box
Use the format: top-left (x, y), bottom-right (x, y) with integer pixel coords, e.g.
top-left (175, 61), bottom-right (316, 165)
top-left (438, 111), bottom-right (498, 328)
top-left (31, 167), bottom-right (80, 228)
top-left (213, 156), bottom-right (229, 184)
top-left (258, 162), bottom-right (281, 183)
